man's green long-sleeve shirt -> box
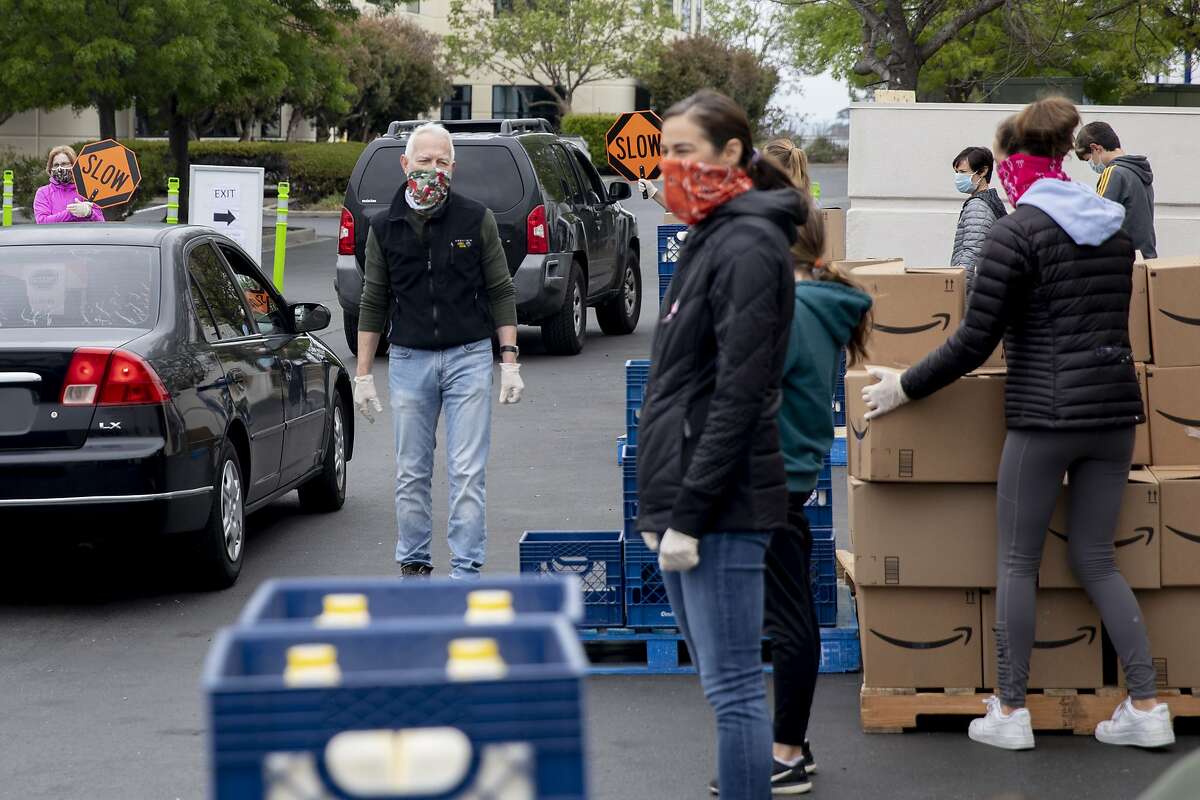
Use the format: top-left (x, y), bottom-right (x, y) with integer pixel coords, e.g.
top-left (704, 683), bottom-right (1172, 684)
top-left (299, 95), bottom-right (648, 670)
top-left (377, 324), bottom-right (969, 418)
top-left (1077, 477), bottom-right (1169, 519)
top-left (357, 207), bottom-right (517, 335)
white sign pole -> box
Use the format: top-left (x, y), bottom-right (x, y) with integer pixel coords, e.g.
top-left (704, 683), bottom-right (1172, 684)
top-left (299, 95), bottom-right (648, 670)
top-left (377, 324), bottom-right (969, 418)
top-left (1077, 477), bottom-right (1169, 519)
top-left (187, 165), bottom-right (267, 266)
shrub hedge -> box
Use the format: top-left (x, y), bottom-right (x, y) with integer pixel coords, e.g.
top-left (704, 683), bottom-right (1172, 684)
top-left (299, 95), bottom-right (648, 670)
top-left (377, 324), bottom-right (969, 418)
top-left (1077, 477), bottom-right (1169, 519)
top-left (561, 113), bottom-right (618, 174)
top-left (1, 140), bottom-right (367, 219)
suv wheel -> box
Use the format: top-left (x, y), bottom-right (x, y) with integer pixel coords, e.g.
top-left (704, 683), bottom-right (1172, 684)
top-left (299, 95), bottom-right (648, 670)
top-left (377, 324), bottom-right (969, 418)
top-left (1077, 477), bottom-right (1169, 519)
top-left (541, 262), bottom-right (586, 356)
top-left (596, 251), bottom-right (641, 336)
top-left (344, 312), bottom-right (389, 357)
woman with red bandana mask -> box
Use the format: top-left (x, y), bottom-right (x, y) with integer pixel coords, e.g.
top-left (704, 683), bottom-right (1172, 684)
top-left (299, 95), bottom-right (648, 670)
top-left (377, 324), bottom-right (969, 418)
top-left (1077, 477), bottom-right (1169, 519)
top-left (863, 97), bottom-right (1173, 752)
top-left (634, 89), bottom-right (804, 799)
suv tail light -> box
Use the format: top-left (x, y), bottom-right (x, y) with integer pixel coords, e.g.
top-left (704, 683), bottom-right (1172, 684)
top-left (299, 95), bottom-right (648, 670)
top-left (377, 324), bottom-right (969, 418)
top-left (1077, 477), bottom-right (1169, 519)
top-left (61, 348), bottom-right (168, 406)
top-left (338, 206), bottom-right (356, 256)
top-left (526, 204), bottom-right (548, 255)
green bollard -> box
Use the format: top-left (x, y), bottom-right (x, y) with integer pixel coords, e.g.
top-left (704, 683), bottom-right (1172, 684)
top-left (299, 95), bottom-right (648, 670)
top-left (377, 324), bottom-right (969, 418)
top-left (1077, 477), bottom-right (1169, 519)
top-left (811, 180), bottom-right (822, 205)
top-left (273, 181), bottom-right (289, 290)
top-left (2, 170), bottom-right (12, 227)
top-left (166, 177), bottom-right (179, 224)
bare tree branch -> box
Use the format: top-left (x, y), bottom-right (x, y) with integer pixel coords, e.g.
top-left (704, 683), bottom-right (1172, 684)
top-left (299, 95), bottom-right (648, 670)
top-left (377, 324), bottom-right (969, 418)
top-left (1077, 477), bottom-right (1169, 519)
top-left (919, 0), bottom-right (1008, 62)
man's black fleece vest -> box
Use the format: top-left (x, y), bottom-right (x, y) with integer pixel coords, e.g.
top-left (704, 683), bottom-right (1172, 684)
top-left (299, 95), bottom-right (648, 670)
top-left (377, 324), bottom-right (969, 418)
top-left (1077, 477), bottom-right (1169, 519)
top-left (370, 190), bottom-right (493, 350)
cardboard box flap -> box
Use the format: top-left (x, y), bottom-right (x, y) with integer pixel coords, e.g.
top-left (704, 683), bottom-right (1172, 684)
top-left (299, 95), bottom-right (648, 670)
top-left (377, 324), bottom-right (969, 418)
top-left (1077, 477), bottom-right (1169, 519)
top-left (1149, 466), bottom-right (1200, 481)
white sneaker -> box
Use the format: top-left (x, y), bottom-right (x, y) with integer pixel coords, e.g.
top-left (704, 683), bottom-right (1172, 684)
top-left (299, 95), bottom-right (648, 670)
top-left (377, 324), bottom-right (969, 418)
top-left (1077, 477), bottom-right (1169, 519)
top-left (1095, 698), bottom-right (1175, 748)
top-left (968, 696), bottom-right (1035, 750)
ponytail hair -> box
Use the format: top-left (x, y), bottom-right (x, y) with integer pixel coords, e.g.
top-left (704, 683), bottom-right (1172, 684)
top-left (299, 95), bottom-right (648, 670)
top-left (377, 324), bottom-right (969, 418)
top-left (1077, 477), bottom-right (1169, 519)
top-left (663, 90), bottom-right (796, 192)
top-left (791, 196), bottom-right (873, 367)
top-left (764, 138), bottom-right (812, 197)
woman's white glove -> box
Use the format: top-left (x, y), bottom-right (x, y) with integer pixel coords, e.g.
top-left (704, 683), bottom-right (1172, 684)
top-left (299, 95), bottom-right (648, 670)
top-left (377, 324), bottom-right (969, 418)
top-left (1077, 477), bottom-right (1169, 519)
top-left (637, 178), bottom-right (657, 199)
top-left (499, 363), bottom-right (524, 404)
top-left (640, 532), bottom-right (660, 552)
top-left (352, 375), bottom-right (383, 422)
top-left (658, 528), bottom-right (700, 572)
top-left (862, 366), bottom-right (911, 420)
top-left (68, 201), bottom-right (92, 219)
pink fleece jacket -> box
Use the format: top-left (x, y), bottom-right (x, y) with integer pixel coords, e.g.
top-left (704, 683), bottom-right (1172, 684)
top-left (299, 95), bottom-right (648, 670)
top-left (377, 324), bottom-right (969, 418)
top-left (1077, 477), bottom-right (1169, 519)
top-left (33, 179), bottom-right (106, 224)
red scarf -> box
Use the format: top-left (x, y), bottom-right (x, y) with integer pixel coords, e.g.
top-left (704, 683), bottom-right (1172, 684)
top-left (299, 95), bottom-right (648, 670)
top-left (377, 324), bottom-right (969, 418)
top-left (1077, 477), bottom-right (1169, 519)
top-left (996, 154), bottom-right (1069, 204)
top-left (660, 157), bottom-right (754, 225)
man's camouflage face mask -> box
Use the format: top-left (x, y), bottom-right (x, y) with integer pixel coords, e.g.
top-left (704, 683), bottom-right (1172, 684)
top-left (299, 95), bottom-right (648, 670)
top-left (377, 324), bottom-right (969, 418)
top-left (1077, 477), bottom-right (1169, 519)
top-left (406, 168), bottom-right (451, 210)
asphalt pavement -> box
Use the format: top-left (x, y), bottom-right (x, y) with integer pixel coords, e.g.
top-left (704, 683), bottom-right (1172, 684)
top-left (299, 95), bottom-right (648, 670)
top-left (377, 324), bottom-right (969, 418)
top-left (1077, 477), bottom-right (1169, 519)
top-left (1, 180), bottom-right (1195, 800)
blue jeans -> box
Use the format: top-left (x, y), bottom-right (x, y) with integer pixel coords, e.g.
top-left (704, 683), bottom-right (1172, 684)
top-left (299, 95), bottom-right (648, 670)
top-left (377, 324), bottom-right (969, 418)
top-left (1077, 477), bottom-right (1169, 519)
top-left (388, 340), bottom-right (493, 579)
top-left (662, 533), bottom-right (772, 800)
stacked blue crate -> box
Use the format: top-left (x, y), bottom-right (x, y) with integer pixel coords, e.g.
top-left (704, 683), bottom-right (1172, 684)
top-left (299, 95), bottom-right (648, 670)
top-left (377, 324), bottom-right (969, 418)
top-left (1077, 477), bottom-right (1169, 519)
top-left (205, 617), bottom-right (588, 799)
top-left (658, 224), bottom-right (688, 303)
top-left (625, 358), bottom-right (650, 446)
top-left (519, 531), bottom-right (625, 627)
top-left (829, 349), bottom-right (849, 466)
top-left (620, 445), bottom-right (676, 628)
top-left (802, 463), bottom-right (835, 529)
top-left (810, 527), bottom-right (838, 626)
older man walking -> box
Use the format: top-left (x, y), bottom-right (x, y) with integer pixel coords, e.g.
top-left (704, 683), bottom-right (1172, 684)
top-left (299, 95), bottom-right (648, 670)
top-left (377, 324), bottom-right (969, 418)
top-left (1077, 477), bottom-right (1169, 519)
top-left (353, 123), bottom-right (523, 579)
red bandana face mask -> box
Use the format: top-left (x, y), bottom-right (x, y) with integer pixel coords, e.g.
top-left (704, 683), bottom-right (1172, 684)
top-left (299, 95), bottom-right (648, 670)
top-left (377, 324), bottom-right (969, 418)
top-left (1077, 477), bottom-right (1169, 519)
top-left (995, 154), bottom-right (1069, 204)
top-left (660, 157), bottom-right (754, 225)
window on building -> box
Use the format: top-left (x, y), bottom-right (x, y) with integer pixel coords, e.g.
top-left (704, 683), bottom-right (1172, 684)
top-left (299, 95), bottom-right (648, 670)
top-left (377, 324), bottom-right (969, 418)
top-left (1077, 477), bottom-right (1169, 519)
top-left (491, 85), bottom-right (562, 128)
top-left (442, 85), bottom-right (472, 120)
top-left (403, 0), bottom-right (420, 12)
top-left (681, 0), bottom-right (692, 31)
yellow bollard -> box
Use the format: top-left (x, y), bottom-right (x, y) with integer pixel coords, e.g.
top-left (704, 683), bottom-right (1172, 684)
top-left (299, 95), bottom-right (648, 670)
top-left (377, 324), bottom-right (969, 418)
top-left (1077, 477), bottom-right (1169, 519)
top-left (166, 177), bottom-right (179, 224)
top-left (2, 170), bottom-right (13, 227)
top-left (273, 181), bottom-right (289, 291)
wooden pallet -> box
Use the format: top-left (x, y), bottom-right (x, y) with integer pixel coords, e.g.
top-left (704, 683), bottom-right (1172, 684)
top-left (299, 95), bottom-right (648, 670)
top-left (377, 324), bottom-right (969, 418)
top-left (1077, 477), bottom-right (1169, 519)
top-left (861, 685), bottom-right (1200, 734)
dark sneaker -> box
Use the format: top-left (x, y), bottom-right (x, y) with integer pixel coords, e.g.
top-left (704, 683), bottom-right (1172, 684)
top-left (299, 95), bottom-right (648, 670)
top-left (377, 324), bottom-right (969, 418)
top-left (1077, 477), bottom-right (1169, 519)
top-left (400, 562), bottom-right (433, 578)
top-left (707, 761), bottom-right (812, 796)
top-left (802, 740), bottom-right (817, 775)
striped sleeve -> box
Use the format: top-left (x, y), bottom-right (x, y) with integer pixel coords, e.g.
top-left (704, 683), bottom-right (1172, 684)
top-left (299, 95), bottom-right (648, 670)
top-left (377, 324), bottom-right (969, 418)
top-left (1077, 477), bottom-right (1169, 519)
top-left (1096, 166), bottom-right (1117, 198)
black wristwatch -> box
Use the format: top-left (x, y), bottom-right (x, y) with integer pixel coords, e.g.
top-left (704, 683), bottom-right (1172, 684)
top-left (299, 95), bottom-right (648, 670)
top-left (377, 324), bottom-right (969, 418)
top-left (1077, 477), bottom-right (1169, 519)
top-left (499, 345), bottom-right (520, 356)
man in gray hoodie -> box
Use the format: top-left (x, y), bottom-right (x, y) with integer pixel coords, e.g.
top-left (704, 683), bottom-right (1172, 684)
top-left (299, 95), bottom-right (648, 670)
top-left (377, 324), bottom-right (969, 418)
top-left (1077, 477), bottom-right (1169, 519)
top-left (1075, 121), bottom-right (1157, 258)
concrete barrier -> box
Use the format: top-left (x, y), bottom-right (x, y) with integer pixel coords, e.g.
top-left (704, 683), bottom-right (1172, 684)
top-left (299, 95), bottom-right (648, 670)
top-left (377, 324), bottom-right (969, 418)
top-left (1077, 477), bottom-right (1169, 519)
top-left (848, 102), bottom-right (1200, 264)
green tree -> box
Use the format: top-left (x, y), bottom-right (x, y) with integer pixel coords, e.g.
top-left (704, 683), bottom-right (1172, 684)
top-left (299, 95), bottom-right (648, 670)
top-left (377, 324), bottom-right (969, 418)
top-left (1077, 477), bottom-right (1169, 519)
top-left (638, 35), bottom-right (780, 131)
top-left (336, 15), bottom-right (451, 142)
top-left (445, 0), bottom-right (676, 118)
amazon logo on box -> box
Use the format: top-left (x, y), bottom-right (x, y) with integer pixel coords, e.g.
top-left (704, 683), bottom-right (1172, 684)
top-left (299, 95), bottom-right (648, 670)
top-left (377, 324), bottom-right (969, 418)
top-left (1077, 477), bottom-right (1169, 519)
top-left (983, 590), bottom-right (1104, 690)
top-left (858, 588), bottom-right (983, 689)
top-left (1149, 468), bottom-right (1200, 588)
top-left (1145, 258), bottom-right (1200, 367)
top-left (1039, 469), bottom-right (1161, 590)
top-left (1146, 366), bottom-right (1200, 467)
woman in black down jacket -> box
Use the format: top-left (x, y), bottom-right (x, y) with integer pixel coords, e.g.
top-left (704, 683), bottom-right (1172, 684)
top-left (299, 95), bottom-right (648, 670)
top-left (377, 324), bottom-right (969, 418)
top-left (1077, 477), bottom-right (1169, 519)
top-left (635, 90), bottom-right (804, 799)
top-left (863, 98), bottom-right (1173, 752)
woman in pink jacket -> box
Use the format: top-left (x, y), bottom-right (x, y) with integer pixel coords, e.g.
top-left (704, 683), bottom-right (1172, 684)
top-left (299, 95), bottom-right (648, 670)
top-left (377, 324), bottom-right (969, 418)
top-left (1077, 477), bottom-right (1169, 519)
top-left (34, 146), bottom-right (106, 224)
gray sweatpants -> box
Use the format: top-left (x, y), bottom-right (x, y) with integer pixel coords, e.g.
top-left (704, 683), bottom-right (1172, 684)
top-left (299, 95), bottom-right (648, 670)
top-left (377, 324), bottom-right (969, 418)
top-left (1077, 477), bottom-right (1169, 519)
top-left (994, 427), bottom-right (1157, 707)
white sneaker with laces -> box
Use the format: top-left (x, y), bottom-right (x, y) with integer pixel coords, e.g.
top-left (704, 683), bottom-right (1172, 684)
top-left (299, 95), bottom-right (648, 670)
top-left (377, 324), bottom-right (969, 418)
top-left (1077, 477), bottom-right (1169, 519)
top-left (1095, 698), bottom-right (1175, 748)
top-left (968, 696), bottom-right (1035, 750)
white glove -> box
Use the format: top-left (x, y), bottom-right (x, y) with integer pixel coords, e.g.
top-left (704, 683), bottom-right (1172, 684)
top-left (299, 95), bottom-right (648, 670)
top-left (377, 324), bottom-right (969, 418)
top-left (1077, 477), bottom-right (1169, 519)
top-left (498, 363), bottom-right (523, 404)
top-left (641, 532), bottom-right (660, 552)
top-left (352, 375), bottom-right (383, 422)
top-left (862, 366), bottom-right (910, 420)
top-left (637, 179), bottom-right (657, 199)
top-left (68, 201), bottom-right (91, 219)
top-left (658, 528), bottom-right (700, 572)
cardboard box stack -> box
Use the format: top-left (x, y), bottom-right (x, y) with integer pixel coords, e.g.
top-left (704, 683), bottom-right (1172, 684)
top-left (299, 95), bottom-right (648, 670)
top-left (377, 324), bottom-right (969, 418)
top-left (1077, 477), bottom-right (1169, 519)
top-left (844, 256), bottom-right (1199, 700)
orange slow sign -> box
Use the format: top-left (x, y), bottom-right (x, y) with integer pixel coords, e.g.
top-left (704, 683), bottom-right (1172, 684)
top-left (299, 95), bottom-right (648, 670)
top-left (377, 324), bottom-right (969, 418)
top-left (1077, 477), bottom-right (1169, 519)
top-left (606, 111), bottom-right (663, 183)
top-left (71, 139), bottom-right (142, 209)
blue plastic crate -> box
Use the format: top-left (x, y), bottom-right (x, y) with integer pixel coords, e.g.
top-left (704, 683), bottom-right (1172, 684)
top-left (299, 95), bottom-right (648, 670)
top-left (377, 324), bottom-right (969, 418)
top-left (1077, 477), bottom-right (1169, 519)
top-left (827, 435), bottom-right (848, 467)
top-left (617, 434), bottom-right (627, 465)
top-left (623, 536), bottom-right (675, 627)
top-left (519, 531), bottom-right (624, 627)
top-left (238, 575), bottom-right (584, 627)
top-left (204, 617), bottom-right (588, 799)
top-left (657, 224), bottom-right (688, 264)
top-left (810, 527), bottom-right (838, 626)
top-left (622, 447), bottom-right (638, 522)
top-left (804, 504), bottom-right (834, 528)
top-left (819, 625), bottom-right (861, 673)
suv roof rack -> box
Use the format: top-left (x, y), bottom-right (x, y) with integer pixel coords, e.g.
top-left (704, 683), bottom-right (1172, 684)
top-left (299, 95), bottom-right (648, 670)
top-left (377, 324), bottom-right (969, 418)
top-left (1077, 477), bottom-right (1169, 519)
top-left (386, 118), bottom-right (554, 137)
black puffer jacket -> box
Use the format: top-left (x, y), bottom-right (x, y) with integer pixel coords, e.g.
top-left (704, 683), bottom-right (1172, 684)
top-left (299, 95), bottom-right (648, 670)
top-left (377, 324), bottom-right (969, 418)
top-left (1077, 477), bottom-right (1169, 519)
top-left (903, 179), bottom-right (1144, 430)
top-left (635, 189), bottom-right (804, 537)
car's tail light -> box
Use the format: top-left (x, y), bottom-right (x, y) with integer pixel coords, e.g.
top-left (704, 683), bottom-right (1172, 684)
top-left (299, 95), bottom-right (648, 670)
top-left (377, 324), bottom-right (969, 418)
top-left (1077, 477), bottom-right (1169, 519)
top-left (338, 207), bottom-right (356, 256)
top-left (61, 348), bottom-right (168, 406)
top-left (527, 204), bottom-right (548, 255)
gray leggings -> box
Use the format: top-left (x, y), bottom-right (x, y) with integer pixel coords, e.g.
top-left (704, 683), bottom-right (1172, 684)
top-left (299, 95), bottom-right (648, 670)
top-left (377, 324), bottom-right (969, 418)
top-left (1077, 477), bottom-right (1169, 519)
top-left (995, 427), bottom-right (1156, 707)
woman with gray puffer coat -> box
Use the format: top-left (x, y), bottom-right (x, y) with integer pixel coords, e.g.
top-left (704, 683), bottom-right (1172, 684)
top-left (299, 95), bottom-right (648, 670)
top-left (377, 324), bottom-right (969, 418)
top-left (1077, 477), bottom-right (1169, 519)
top-left (951, 146), bottom-right (1007, 293)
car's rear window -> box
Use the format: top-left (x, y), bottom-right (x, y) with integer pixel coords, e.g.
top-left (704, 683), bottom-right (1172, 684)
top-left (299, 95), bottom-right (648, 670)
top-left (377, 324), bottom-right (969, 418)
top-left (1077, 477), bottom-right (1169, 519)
top-left (0, 245), bottom-right (158, 329)
top-left (357, 144), bottom-right (526, 213)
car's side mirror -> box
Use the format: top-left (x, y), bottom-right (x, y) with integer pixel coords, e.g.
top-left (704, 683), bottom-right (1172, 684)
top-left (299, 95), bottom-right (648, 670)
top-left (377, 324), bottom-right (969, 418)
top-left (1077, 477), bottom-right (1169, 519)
top-left (292, 302), bottom-right (331, 333)
top-left (607, 182), bottom-right (632, 202)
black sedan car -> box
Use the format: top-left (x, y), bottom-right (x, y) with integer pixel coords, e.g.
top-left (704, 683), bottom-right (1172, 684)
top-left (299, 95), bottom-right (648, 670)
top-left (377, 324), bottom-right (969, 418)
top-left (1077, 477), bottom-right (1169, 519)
top-left (0, 224), bottom-right (353, 587)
